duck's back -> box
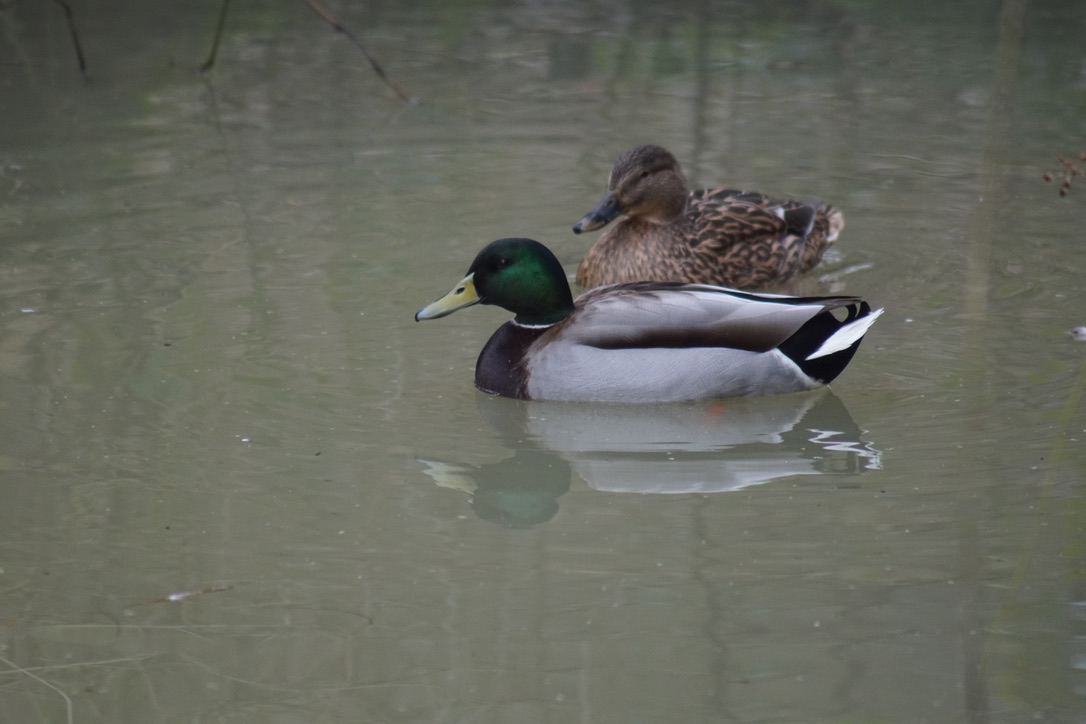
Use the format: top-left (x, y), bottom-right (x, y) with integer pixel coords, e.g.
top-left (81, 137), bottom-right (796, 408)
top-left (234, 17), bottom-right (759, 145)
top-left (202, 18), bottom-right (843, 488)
top-left (518, 283), bottom-right (873, 402)
top-left (685, 189), bottom-right (843, 288)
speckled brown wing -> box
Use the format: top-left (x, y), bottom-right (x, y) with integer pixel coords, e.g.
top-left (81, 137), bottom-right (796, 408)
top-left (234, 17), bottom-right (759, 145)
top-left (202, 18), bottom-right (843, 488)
top-left (684, 189), bottom-right (842, 288)
top-left (684, 196), bottom-right (798, 288)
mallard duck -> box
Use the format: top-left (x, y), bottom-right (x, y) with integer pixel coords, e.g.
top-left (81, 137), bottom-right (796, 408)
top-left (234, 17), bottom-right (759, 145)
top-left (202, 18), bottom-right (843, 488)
top-left (415, 238), bottom-right (881, 402)
top-left (573, 144), bottom-right (844, 289)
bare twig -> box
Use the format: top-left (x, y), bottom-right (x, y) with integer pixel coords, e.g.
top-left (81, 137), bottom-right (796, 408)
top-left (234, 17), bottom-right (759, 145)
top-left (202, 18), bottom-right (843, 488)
top-left (198, 0), bottom-right (411, 101)
top-left (200, 0), bottom-right (233, 73)
top-left (51, 0), bottom-right (89, 79)
top-left (299, 0), bottom-right (412, 103)
top-left (139, 585), bottom-right (233, 605)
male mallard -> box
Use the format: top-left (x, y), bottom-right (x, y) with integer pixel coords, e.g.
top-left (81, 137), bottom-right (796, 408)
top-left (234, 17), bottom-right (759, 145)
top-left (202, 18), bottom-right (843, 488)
top-left (573, 144), bottom-right (844, 289)
top-left (415, 238), bottom-right (881, 402)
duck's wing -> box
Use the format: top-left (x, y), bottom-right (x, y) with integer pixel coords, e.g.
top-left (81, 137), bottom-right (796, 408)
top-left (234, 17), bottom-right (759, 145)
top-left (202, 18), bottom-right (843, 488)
top-left (560, 283), bottom-right (862, 353)
top-left (694, 188), bottom-right (823, 227)
top-left (692, 189), bottom-right (843, 242)
top-left (688, 188), bottom-right (789, 241)
top-left (684, 190), bottom-right (840, 284)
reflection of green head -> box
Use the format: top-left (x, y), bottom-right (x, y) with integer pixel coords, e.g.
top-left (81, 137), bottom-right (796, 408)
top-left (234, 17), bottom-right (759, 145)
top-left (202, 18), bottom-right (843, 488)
top-left (468, 238), bottom-right (575, 326)
top-left (470, 450), bottom-right (571, 529)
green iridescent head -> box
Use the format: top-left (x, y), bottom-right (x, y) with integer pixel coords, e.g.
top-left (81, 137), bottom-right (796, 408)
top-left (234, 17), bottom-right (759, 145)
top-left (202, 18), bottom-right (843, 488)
top-left (416, 238), bottom-right (575, 327)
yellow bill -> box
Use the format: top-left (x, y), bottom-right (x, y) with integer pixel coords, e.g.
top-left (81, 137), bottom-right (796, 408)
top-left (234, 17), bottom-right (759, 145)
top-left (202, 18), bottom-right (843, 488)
top-left (415, 273), bottom-right (480, 321)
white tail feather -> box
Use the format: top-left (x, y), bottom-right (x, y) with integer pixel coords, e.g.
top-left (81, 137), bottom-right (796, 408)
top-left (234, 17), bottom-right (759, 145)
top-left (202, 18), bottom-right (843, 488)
top-left (806, 308), bottom-right (884, 361)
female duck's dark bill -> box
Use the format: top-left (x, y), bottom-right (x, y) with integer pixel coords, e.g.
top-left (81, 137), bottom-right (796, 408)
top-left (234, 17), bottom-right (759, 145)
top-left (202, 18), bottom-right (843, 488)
top-left (415, 273), bottom-right (480, 321)
top-left (572, 191), bottom-right (623, 234)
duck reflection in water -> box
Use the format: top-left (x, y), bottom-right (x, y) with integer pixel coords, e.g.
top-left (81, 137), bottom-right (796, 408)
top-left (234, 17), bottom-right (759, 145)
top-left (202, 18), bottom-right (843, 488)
top-left (420, 450), bottom-right (571, 529)
top-left (418, 390), bottom-right (881, 528)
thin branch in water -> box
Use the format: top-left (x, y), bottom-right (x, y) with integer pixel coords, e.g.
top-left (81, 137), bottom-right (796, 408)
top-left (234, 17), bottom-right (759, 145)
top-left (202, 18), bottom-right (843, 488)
top-left (299, 0), bottom-right (413, 103)
top-left (200, 0), bottom-right (233, 74)
top-left (139, 584), bottom-right (234, 605)
top-left (51, 0), bottom-right (89, 79)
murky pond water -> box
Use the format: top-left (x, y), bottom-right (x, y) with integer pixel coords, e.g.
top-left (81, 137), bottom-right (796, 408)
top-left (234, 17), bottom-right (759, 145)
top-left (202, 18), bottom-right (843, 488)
top-left (2, 1), bottom-right (1085, 722)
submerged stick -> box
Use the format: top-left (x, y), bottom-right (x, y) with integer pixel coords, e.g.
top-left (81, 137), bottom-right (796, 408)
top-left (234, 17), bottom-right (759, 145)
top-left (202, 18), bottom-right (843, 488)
top-left (200, 0), bottom-right (232, 73)
top-left (51, 0), bottom-right (89, 79)
top-left (140, 584), bottom-right (234, 605)
top-left (299, 0), bottom-right (412, 103)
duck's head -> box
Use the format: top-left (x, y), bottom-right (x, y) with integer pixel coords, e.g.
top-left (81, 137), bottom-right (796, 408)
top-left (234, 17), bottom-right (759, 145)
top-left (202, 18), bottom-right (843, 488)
top-left (415, 238), bottom-right (575, 327)
top-left (573, 144), bottom-right (690, 233)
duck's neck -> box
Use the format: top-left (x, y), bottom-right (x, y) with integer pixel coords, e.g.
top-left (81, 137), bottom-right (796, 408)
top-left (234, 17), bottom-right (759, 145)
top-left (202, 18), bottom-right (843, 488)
top-left (646, 174), bottom-right (691, 223)
top-left (508, 289), bottom-right (574, 327)
top-left (645, 194), bottom-right (689, 224)
top-left (625, 211), bottom-right (696, 243)
top-left (513, 309), bottom-right (569, 326)
top-left (475, 321), bottom-right (545, 399)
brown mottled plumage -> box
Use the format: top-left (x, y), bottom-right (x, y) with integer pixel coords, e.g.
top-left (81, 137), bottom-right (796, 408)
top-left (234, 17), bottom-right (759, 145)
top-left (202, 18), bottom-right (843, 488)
top-left (573, 144), bottom-right (845, 290)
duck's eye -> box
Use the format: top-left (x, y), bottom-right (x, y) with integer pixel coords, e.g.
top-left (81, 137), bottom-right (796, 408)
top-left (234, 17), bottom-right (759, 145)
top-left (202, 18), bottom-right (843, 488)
top-left (638, 171), bottom-right (650, 180)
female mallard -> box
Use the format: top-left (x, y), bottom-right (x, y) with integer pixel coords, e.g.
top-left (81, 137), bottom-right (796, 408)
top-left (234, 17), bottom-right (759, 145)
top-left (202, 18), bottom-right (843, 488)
top-left (416, 238), bottom-right (881, 402)
top-left (573, 144), bottom-right (844, 289)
